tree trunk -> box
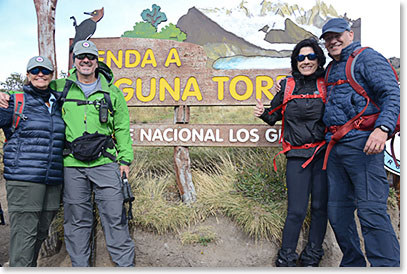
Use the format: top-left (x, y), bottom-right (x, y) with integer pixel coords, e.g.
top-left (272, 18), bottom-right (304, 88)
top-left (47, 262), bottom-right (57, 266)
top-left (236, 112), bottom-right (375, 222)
top-left (33, 0), bottom-right (62, 258)
top-left (33, 0), bottom-right (58, 79)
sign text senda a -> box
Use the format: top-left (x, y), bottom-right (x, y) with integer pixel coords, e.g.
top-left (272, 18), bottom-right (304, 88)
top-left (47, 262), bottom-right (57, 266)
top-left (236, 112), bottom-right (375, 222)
top-left (71, 38), bottom-right (290, 106)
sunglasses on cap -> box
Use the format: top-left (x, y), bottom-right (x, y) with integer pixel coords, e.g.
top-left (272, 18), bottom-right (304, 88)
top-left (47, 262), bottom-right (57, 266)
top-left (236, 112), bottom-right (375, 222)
top-left (75, 53), bottom-right (97, 60)
top-left (28, 67), bottom-right (52, 75)
top-left (296, 53), bottom-right (318, 62)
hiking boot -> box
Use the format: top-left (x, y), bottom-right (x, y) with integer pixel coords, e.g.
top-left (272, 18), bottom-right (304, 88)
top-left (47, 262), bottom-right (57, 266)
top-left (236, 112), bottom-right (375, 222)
top-left (299, 242), bottom-right (324, 267)
top-left (275, 248), bottom-right (298, 267)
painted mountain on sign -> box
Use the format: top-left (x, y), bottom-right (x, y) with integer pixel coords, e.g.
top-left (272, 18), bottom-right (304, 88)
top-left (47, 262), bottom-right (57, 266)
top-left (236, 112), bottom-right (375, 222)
top-left (175, 1), bottom-right (361, 68)
top-left (264, 18), bottom-right (317, 43)
top-left (176, 7), bottom-right (291, 66)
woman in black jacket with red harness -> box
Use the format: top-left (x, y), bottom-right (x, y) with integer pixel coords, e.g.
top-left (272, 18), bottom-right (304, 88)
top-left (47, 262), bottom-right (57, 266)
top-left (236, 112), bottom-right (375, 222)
top-left (254, 38), bottom-right (327, 267)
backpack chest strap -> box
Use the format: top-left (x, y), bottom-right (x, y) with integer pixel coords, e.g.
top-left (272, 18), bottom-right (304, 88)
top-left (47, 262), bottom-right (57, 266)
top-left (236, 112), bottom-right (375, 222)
top-left (326, 79), bottom-right (349, 86)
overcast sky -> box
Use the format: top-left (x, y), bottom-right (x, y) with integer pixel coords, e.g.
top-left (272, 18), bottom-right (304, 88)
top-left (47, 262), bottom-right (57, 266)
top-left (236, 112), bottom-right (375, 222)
top-left (0, 0), bottom-right (401, 82)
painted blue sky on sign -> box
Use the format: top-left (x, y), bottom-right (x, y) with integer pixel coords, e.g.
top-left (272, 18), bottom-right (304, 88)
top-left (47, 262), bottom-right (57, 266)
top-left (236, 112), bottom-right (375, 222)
top-left (0, 0), bottom-right (400, 82)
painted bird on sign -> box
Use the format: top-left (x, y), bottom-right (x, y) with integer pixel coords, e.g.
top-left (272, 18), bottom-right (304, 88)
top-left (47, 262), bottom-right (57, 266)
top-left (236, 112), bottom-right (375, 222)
top-left (258, 25), bottom-right (269, 33)
top-left (69, 7), bottom-right (104, 53)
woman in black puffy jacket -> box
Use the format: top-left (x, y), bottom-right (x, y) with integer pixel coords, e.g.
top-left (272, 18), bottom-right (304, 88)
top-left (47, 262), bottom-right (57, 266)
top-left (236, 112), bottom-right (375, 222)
top-left (0, 56), bottom-right (65, 267)
top-left (254, 38), bottom-right (328, 267)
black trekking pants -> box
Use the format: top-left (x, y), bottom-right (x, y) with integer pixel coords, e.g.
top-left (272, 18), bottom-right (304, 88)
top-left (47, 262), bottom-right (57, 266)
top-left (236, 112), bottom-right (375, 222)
top-left (281, 153), bottom-right (328, 251)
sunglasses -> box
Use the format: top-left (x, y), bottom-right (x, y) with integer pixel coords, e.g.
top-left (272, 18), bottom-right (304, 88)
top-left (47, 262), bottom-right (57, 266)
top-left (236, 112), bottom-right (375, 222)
top-left (29, 67), bottom-right (52, 75)
top-left (76, 53), bottom-right (97, 60)
top-left (296, 53), bottom-right (318, 62)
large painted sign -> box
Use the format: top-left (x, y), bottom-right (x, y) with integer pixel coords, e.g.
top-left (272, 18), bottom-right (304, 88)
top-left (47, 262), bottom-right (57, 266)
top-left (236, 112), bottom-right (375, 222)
top-left (70, 37), bottom-right (290, 107)
top-left (69, 37), bottom-right (289, 147)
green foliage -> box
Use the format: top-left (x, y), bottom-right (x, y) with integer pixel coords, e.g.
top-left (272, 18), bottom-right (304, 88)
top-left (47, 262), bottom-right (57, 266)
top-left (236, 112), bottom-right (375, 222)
top-left (141, 4), bottom-right (167, 28)
top-left (159, 23), bottom-right (187, 41)
top-left (122, 22), bottom-right (186, 42)
top-left (122, 22), bottom-right (158, 38)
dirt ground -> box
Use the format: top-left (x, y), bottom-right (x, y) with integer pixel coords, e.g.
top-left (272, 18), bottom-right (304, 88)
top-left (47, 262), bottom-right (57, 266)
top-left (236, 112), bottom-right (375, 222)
top-left (0, 176), bottom-right (400, 267)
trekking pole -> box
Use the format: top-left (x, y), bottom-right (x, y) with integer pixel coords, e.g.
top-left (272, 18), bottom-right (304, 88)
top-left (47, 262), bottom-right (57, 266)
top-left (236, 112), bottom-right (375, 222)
top-left (122, 173), bottom-right (135, 220)
top-left (0, 202), bottom-right (5, 225)
top-left (89, 187), bottom-right (97, 266)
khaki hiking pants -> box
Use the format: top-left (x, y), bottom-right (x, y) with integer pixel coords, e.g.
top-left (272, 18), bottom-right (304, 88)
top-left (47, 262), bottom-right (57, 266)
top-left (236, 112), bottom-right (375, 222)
top-left (6, 181), bottom-right (61, 267)
top-left (63, 162), bottom-right (135, 267)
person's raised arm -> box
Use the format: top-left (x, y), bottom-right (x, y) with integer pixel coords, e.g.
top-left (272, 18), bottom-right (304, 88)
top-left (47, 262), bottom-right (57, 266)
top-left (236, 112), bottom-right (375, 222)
top-left (253, 98), bottom-right (265, 117)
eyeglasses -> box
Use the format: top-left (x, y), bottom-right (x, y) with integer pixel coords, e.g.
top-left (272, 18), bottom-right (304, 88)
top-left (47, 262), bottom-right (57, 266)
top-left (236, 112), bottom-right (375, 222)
top-left (296, 53), bottom-right (317, 62)
top-left (76, 53), bottom-right (97, 60)
top-left (29, 67), bottom-right (52, 75)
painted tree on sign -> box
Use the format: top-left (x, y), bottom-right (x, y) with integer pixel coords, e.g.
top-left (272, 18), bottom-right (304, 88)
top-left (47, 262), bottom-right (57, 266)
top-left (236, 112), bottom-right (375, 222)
top-left (122, 4), bottom-right (186, 41)
top-left (141, 4), bottom-right (167, 28)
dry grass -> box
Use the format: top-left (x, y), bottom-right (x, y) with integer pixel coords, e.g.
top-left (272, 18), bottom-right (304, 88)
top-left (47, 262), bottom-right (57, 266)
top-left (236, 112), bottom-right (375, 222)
top-left (128, 147), bottom-right (288, 242)
top-left (125, 104), bottom-right (290, 242)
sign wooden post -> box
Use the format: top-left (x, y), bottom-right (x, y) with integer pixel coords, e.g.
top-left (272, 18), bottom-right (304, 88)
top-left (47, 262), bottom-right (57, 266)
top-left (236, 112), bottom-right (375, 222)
top-left (173, 105), bottom-right (196, 203)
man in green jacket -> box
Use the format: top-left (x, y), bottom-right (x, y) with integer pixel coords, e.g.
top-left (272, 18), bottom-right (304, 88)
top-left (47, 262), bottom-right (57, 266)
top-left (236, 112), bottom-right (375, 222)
top-left (50, 40), bottom-right (135, 267)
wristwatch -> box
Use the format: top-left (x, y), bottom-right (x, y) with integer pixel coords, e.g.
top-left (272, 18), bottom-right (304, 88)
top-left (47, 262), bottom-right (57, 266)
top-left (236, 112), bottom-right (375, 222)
top-left (379, 125), bottom-right (390, 133)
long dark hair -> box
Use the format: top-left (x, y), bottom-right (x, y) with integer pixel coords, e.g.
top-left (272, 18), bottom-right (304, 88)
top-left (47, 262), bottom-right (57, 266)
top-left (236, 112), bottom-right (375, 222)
top-left (291, 38), bottom-right (326, 78)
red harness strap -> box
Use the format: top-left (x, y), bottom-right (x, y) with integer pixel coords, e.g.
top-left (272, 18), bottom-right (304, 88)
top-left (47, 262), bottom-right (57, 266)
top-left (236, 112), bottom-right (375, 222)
top-left (322, 47), bottom-right (399, 170)
top-left (12, 93), bottom-right (25, 132)
top-left (272, 139), bottom-right (326, 171)
top-left (323, 97), bottom-right (371, 170)
top-left (268, 77), bottom-right (327, 171)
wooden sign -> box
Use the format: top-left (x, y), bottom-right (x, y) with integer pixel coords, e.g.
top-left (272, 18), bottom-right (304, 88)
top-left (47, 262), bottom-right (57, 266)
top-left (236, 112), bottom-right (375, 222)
top-left (70, 37), bottom-right (290, 106)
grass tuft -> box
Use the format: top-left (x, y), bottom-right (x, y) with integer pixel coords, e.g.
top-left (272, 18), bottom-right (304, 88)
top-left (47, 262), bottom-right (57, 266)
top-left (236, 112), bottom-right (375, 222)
top-left (180, 225), bottom-right (217, 246)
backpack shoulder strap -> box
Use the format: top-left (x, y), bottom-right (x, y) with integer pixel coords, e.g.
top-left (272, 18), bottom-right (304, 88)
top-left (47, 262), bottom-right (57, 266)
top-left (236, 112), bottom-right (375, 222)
top-left (345, 47), bottom-right (370, 99)
top-left (324, 61), bottom-right (334, 85)
top-left (282, 77), bottom-right (295, 105)
top-left (267, 77), bottom-right (294, 116)
top-left (11, 93), bottom-right (26, 133)
top-left (60, 79), bottom-right (74, 104)
top-left (346, 47), bottom-right (381, 111)
top-left (102, 92), bottom-right (114, 115)
top-left (268, 77), bottom-right (295, 143)
top-left (316, 77), bottom-right (327, 103)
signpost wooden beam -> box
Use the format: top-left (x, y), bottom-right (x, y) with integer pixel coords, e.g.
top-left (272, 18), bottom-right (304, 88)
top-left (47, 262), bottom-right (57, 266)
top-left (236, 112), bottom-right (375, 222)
top-left (173, 105), bottom-right (196, 203)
